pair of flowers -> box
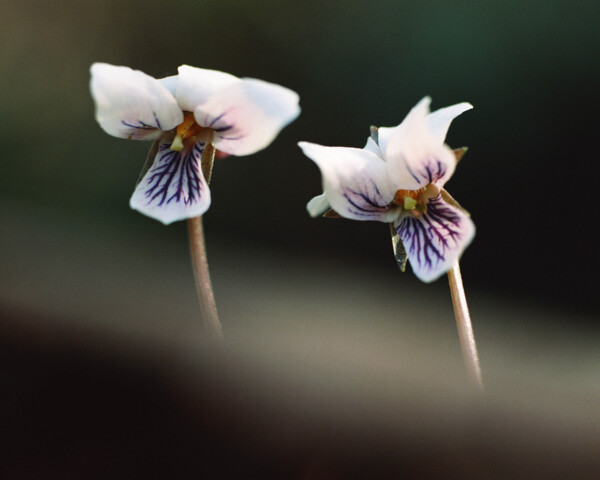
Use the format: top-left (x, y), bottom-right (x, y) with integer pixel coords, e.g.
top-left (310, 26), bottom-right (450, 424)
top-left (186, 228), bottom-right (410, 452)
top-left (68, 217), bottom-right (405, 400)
top-left (91, 63), bottom-right (474, 282)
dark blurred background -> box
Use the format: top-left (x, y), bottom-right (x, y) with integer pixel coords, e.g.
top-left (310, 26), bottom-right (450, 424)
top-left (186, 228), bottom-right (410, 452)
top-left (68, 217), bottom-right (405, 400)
top-left (2, 0), bottom-right (600, 478)
top-left (2, 0), bottom-right (599, 312)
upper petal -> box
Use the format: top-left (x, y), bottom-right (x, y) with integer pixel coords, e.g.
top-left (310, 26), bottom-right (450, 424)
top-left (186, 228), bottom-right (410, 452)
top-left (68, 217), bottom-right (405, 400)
top-left (90, 63), bottom-right (183, 141)
top-left (174, 65), bottom-right (239, 112)
top-left (158, 74), bottom-right (179, 96)
top-left (299, 141), bottom-right (397, 223)
top-left (426, 102), bottom-right (473, 143)
top-left (376, 125), bottom-right (397, 160)
top-left (196, 78), bottom-right (300, 156)
top-left (383, 97), bottom-right (457, 190)
top-left (130, 133), bottom-right (211, 224)
top-left (377, 100), bottom-right (472, 153)
top-left (395, 195), bottom-right (475, 282)
top-left (363, 136), bottom-right (383, 157)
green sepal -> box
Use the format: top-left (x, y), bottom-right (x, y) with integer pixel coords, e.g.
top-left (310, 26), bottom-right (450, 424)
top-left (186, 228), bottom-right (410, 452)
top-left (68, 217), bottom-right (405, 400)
top-left (390, 223), bottom-right (408, 272)
top-left (440, 188), bottom-right (471, 217)
top-left (453, 146), bottom-right (468, 163)
top-left (323, 208), bottom-right (342, 218)
top-left (136, 139), bottom-right (160, 186)
top-left (370, 125), bottom-right (379, 144)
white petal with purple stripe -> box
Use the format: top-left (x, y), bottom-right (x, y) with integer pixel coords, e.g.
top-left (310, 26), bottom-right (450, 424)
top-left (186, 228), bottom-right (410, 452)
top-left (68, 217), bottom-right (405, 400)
top-left (90, 63), bottom-right (183, 141)
top-left (196, 78), bottom-right (300, 156)
top-left (130, 135), bottom-right (211, 224)
top-left (384, 97), bottom-right (457, 190)
top-left (299, 142), bottom-right (397, 223)
top-left (395, 195), bottom-right (475, 282)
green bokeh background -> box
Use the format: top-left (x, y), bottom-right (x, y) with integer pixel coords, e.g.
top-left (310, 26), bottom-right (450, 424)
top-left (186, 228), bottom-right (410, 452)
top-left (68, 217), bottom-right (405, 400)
top-left (3, 0), bottom-right (598, 313)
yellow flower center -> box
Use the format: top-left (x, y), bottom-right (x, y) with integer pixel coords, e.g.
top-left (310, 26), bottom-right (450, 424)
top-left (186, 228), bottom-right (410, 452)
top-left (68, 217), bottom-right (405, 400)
top-left (393, 184), bottom-right (439, 216)
top-left (170, 112), bottom-right (205, 151)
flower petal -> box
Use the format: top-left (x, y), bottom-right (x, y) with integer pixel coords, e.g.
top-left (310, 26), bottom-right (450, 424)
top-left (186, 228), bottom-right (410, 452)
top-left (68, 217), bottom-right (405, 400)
top-left (130, 134), bottom-right (211, 224)
top-left (376, 98), bottom-right (434, 161)
top-left (363, 136), bottom-right (383, 156)
top-left (195, 78), bottom-right (300, 156)
top-left (376, 125), bottom-right (397, 159)
top-left (174, 65), bottom-right (239, 112)
top-left (384, 97), bottom-right (457, 190)
top-left (299, 142), bottom-right (397, 223)
top-left (158, 75), bottom-right (178, 96)
top-left (90, 63), bottom-right (183, 141)
top-left (377, 100), bottom-right (472, 152)
top-left (426, 102), bottom-right (473, 143)
top-left (395, 195), bottom-right (475, 282)
top-left (306, 193), bottom-right (330, 217)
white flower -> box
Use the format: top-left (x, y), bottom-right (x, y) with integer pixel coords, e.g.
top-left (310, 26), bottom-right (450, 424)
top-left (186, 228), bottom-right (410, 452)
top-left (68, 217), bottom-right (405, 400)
top-left (300, 97), bottom-right (475, 282)
top-left (90, 63), bottom-right (300, 224)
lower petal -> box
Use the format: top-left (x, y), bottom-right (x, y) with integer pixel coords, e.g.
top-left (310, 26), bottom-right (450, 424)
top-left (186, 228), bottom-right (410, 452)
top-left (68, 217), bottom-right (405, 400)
top-left (395, 195), bottom-right (475, 282)
top-left (130, 137), bottom-right (211, 224)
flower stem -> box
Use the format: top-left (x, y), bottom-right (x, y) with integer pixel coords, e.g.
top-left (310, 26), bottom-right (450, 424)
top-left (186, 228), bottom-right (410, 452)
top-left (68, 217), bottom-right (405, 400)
top-left (188, 215), bottom-right (223, 341)
top-left (447, 262), bottom-right (483, 390)
top-left (187, 142), bottom-right (223, 341)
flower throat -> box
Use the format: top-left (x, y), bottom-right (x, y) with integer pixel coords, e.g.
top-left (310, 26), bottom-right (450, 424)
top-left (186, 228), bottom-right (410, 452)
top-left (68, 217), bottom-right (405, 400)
top-left (170, 112), bottom-right (205, 151)
top-left (393, 184), bottom-right (439, 216)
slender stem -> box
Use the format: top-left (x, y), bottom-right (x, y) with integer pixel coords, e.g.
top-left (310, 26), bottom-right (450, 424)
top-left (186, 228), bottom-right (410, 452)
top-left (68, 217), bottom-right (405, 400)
top-left (188, 215), bottom-right (223, 341)
top-left (447, 262), bottom-right (483, 390)
top-left (187, 141), bottom-right (223, 341)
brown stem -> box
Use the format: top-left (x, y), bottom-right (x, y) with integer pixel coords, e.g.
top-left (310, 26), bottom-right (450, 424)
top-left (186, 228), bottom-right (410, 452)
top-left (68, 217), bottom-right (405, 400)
top-left (447, 262), bottom-right (483, 390)
top-left (187, 141), bottom-right (223, 342)
top-left (187, 215), bottom-right (223, 341)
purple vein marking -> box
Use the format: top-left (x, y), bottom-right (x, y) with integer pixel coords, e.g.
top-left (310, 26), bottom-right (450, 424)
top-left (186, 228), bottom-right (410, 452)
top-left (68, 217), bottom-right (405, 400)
top-left (342, 179), bottom-right (391, 218)
top-left (153, 111), bottom-right (162, 130)
top-left (405, 164), bottom-right (422, 185)
top-left (122, 111), bottom-right (162, 131)
top-left (143, 141), bottom-right (205, 208)
top-left (436, 160), bottom-right (443, 179)
top-left (218, 134), bottom-right (244, 141)
top-left (208, 112), bottom-right (228, 128)
top-left (406, 158), bottom-right (447, 186)
top-left (121, 120), bottom-right (156, 130)
top-left (397, 196), bottom-right (462, 270)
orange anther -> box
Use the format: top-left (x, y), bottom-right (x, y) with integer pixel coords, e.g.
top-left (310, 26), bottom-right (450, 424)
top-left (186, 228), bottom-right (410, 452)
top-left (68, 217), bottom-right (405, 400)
top-left (176, 112), bottom-right (204, 140)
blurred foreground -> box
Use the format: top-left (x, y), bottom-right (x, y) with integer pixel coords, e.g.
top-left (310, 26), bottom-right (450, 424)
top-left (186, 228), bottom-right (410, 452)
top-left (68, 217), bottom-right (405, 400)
top-left (2, 202), bottom-right (600, 479)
